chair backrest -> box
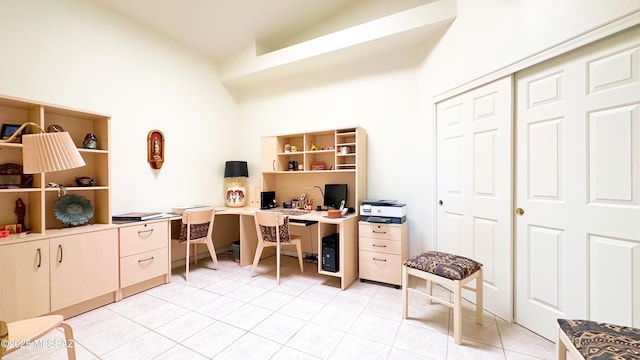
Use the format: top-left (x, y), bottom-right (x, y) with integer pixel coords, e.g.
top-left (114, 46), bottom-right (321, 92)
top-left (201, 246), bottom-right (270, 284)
top-left (179, 208), bottom-right (215, 242)
top-left (254, 211), bottom-right (290, 243)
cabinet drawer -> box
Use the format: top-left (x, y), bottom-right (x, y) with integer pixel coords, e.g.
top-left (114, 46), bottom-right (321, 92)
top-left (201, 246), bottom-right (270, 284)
top-left (359, 251), bottom-right (403, 286)
top-left (359, 223), bottom-right (402, 240)
top-left (120, 222), bottom-right (168, 256)
top-left (120, 248), bottom-right (168, 288)
top-left (359, 237), bottom-right (401, 255)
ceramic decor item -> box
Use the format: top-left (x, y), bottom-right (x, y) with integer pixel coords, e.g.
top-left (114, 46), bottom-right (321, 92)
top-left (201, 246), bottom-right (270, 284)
top-left (54, 194), bottom-right (93, 226)
top-left (83, 133), bottom-right (97, 149)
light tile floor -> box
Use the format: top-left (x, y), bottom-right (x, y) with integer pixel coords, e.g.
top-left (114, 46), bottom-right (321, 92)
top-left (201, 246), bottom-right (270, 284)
top-left (5, 253), bottom-right (574, 360)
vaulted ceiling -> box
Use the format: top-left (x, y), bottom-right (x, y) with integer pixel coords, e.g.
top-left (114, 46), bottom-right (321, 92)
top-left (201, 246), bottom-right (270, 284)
top-left (91, 0), bottom-right (454, 87)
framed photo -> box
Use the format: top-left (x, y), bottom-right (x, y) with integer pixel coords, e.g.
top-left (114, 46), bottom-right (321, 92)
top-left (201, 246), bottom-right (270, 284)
top-left (1, 123), bottom-right (23, 142)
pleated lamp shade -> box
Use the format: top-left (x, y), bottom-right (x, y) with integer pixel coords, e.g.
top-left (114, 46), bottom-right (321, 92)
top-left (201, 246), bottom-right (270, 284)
top-left (22, 132), bottom-right (86, 174)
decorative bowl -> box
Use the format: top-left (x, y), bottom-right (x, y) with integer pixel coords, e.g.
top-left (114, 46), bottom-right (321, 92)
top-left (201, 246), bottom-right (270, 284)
top-left (75, 176), bottom-right (96, 187)
top-left (54, 194), bottom-right (93, 226)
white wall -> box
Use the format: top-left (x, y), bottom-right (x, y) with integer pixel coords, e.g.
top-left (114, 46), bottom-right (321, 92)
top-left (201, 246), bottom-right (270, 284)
top-left (236, 0), bottom-right (640, 255)
top-left (0, 0), bottom-right (238, 214)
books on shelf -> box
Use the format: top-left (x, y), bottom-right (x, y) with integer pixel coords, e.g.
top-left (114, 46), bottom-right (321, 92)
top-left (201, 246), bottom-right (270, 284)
top-left (112, 212), bottom-right (163, 221)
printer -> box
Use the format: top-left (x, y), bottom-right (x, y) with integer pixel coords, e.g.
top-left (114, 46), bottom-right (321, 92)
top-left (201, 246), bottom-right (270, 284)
top-left (360, 200), bottom-right (406, 224)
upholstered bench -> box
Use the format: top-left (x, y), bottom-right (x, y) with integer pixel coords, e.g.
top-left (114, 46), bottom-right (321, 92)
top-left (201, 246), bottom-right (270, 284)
top-left (557, 319), bottom-right (640, 359)
top-left (402, 251), bottom-right (483, 345)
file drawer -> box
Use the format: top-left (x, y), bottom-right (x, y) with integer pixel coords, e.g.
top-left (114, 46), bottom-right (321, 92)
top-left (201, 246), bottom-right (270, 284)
top-left (359, 251), bottom-right (403, 286)
top-left (359, 237), bottom-right (401, 255)
top-left (119, 221), bottom-right (168, 256)
top-left (120, 247), bottom-right (168, 288)
top-left (358, 223), bottom-right (403, 240)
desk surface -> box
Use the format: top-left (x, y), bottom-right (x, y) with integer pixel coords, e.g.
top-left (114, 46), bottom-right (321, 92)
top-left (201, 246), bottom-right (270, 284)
top-left (213, 206), bottom-right (357, 224)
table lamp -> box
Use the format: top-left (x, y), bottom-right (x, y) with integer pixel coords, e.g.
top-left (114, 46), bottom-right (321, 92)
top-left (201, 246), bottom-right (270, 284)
top-left (0, 122), bottom-right (85, 173)
top-left (224, 161), bottom-right (248, 207)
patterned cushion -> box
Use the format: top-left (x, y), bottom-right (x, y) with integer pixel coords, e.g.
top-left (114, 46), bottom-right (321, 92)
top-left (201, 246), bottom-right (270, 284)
top-left (403, 251), bottom-right (482, 280)
top-left (558, 319), bottom-right (640, 359)
top-left (178, 223), bottom-right (210, 243)
top-left (260, 217), bottom-right (290, 243)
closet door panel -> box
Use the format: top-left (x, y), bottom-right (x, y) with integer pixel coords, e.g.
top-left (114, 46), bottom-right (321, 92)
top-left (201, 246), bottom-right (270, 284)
top-left (515, 26), bottom-right (640, 340)
top-left (436, 76), bottom-right (513, 321)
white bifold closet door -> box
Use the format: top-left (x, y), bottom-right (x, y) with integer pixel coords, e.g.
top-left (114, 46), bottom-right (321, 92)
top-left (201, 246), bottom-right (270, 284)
top-left (515, 26), bottom-right (640, 341)
top-left (436, 76), bottom-right (514, 322)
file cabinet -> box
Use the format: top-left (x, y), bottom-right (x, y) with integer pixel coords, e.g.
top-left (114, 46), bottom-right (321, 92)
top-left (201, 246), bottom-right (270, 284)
top-left (118, 220), bottom-right (170, 298)
top-left (358, 221), bottom-right (408, 287)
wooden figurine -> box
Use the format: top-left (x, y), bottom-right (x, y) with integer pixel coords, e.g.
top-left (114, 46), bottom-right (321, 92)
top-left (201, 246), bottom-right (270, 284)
top-left (147, 130), bottom-right (165, 169)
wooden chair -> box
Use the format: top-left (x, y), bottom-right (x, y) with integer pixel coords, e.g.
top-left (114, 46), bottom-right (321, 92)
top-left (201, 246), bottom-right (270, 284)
top-left (0, 315), bottom-right (76, 359)
top-left (251, 211), bottom-right (304, 285)
top-left (171, 208), bottom-right (218, 281)
top-left (402, 251), bottom-right (483, 345)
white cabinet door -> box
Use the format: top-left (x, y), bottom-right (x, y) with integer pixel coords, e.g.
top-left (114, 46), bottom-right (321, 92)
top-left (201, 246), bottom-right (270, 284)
top-left (436, 75), bottom-right (514, 321)
top-left (515, 26), bottom-right (640, 340)
top-left (50, 229), bottom-right (119, 311)
top-left (0, 240), bottom-right (50, 322)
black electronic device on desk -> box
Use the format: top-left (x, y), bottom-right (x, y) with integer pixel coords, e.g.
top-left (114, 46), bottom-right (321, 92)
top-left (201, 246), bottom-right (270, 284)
top-left (324, 183), bottom-right (347, 209)
top-left (260, 191), bottom-right (276, 209)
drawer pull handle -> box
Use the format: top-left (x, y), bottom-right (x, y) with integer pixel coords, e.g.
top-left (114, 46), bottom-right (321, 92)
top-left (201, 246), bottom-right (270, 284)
top-left (372, 244), bottom-right (387, 248)
top-left (36, 248), bottom-right (42, 268)
top-left (138, 229), bottom-right (154, 234)
top-left (138, 256), bottom-right (154, 264)
top-left (57, 245), bottom-right (63, 263)
top-left (372, 230), bottom-right (387, 234)
top-left (373, 257), bottom-right (387, 262)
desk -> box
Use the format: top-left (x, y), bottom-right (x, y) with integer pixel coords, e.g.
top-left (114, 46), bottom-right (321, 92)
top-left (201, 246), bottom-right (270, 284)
top-left (211, 207), bottom-right (359, 290)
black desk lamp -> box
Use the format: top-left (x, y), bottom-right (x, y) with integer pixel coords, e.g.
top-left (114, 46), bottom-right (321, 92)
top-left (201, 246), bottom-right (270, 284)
top-left (224, 161), bottom-right (248, 207)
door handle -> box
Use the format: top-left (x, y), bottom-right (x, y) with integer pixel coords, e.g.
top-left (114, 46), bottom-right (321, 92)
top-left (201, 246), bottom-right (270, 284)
top-left (57, 244), bottom-right (63, 263)
top-left (515, 208), bottom-right (525, 216)
top-left (438, 200), bottom-right (443, 206)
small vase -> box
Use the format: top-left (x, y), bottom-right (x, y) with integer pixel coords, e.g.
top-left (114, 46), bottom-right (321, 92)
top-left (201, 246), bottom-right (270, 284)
top-left (83, 133), bottom-right (97, 149)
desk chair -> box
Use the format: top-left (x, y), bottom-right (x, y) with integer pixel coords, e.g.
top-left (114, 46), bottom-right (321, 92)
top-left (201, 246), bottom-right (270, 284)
top-left (1, 315), bottom-right (76, 359)
top-left (172, 208), bottom-right (218, 281)
top-left (251, 211), bottom-right (304, 285)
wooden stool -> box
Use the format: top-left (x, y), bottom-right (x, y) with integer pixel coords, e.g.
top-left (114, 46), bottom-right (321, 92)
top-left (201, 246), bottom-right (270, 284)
top-left (402, 251), bottom-right (483, 345)
top-left (557, 319), bottom-right (640, 359)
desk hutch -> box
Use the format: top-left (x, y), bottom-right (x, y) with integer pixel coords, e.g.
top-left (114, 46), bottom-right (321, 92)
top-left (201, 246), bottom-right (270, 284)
top-left (260, 126), bottom-right (367, 289)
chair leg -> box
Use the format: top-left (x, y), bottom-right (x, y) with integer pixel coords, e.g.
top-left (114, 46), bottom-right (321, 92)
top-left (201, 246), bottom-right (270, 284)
top-left (1, 320), bottom-right (7, 359)
top-left (205, 239), bottom-right (219, 270)
top-left (295, 241), bottom-right (304, 273)
top-left (402, 265), bottom-right (409, 319)
top-left (250, 242), bottom-right (264, 278)
top-left (185, 241), bottom-right (190, 282)
top-left (276, 242), bottom-right (281, 285)
top-left (476, 268), bottom-right (483, 324)
top-left (59, 322), bottom-right (76, 360)
top-left (453, 280), bottom-right (462, 345)
top-left (194, 244), bottom-right (198, 264)
top-left (556, 328), bottom-right (567, 360)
